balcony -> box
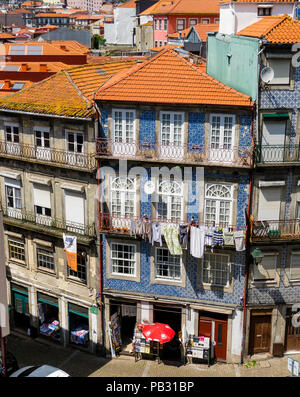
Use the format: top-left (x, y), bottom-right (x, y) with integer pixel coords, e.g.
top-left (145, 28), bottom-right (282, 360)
top-left (99, 213), bottom-right (246, 236)
top-left (252, 219), bottom-right (300, 241)
top-left (0, 140), bottom-right (97, 171)
top-left (96, 138), bottom-right (253, 168)
top-left (255, 144), bottom-right (300, 165)
top-left (1, 205), bottom-right (95, 239)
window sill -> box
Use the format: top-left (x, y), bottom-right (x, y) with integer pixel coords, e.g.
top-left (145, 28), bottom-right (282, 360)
top-left (8, 259), bottom-right (26, 267)
top-left (37, 267), bottom-right (56, 276)
top-left (153, 277), bottom-right (184, 287)
top-left (251, 280), bottom-right (277, 286)
top-left (67, 276), bottom-right (87, 286)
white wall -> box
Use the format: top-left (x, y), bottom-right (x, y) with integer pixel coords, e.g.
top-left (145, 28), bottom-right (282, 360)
top-left (219, 2), bottom-right (296, 35)
top-left (104, 22), bottom-right (116, 44)
top-left (115, 7), bottom-right (136, 45)
top-left (231, 309), bottom-right (243, 356)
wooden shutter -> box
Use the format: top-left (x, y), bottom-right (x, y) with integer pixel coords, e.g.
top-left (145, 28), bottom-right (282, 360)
top-left (253, 254), bottom-right (277, 281)
top-left (257, 187), bottom-right (281, 221)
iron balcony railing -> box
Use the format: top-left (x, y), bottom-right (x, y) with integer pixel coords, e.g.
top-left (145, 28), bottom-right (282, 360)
top-left (252, 219), bottom-right (300, 240)
top-left (95, 138), bottom-right (253, 168)
top-left (1, 205), bottom-right (95, 237)
top-left (99, 213), bottom-right (246, 235)
top-left (255, 144), bottom-right (300, 165)
top-left (0, 140), bottom-right (97, 171)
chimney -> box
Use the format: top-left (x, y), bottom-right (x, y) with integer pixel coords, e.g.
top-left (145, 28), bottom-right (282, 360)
top-left (40, 64), bottom-right (47, 72)
top-left (60, 45), bottom-right (67, 51)
top-left (21, 63), bottom-right (28, 72)
top-left (3, 80), bottom-right (11, 89)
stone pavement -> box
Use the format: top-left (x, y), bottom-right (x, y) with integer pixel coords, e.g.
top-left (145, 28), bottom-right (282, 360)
top-left (5, 331), bottom-right (300, 377)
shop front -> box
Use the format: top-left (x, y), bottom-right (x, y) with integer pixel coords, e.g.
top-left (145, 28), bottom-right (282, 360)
top-left (153, 304), bottom-right (182, 362)
top-left (69, 303), bottom-right (89, 348)
top-left (11, 283), bottom-right (30, 332)
top-left (285, 307), bottom-right (300, 353)
top-left (37, 292), bottom-right (60, 342)
top-left (108, 300), bottom-right (137, 355)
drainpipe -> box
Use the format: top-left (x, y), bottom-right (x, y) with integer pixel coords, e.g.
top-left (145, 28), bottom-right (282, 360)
top-left (93, 95), bottom-right (105, 354)
top-left (240, 104), bottom-right (255, 365)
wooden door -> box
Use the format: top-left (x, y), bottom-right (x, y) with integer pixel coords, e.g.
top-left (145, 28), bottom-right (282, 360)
top-left (249, 315), bottom-right (271, 354)
top-left (285, 308), bottom-right (300, 352)
top-left (199, 316), bottom-right (228, 361)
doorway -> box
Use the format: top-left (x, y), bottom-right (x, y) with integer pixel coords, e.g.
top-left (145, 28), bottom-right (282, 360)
top-left (154, 304), bottom-right (182, 361)
top-left (110, 301), bottom-right (137, 353)
top-left (249, 311), bottom-right (272, 355)
top-left (285, 307), bottom-right (300, 352)
top-left (199, 311), bottom-right (228, 362)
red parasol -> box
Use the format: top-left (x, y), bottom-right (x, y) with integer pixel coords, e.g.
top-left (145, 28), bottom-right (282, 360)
top-left (142, 322), bottom-right (175, 343)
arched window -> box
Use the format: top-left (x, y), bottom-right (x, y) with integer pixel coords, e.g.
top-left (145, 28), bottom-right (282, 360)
top-left (156, 179), bottom-right (183, 222)
top-left (205, 183), bottom-right (233, 227)
top-left (110, 177), bottom-right (136, 217)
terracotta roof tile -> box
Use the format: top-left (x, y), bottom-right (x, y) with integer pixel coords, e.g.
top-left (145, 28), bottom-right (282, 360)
top-left (237, 14), bottom-right (300, 43)
top-left (220, 0), bottom-right (295, 2)
top-left (95, 49), bottom-right (252, 107)
top-left (140, 0), bottom-right (219, 15)
top-left (0, 60), bottom-right (137, 118)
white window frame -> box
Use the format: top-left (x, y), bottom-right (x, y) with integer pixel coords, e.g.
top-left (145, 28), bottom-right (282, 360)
top-left (214, 18), bottom-right (219, 24)
top-left (155, 178), bottom-right (184, 222)
top-left (34, 126), bottom-right (50, 149)
top-left (204, 183), bottom-right (233, 227)
top-left (4, 122), bottom-right (20, 144)
top-left (202, 253), bottom-right (231, 287)
top-left (257, 7), bottom-right (272, 16)
top-left (189, 18), bottom-right (198, 26)
top-left (164, 18), bottom-right (168, 31)
top-left (5, 178), bottom-right (22, 213)
top-left (176, 18), bottom-right (185, 31)
top-left (159, 111), bottom-right (184, 156)
top-left (201, 18), bottom-right (210, 24)
top-left (155, 247), bottom-right (182, 281)
top-left (110, 176), bottom-right (136, 217)
top-left (209, 113), bottom-right (236, 150)
top-left (65, 130), bottom-right (84, 154)
top-left (110, 242), bottom-right (137, 277)
top-left (37, 246), bottom-right (55, 271)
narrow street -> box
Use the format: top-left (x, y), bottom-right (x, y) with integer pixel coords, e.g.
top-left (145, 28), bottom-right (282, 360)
top-left (5, 332), bottom-right (300, 377)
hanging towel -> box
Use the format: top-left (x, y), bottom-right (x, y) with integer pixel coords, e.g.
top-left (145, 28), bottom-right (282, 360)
top-left (130, 219), bottom-right (136, 237)
top-left (212, 227), bottom-right (224, 247)
top-left (190, 226), bottom-right (205, 259)
top-left (152, 222), bottom-right (162, 246)
top-left (233, 230), bottom-right (245, 251)
top-left (179, 224), bottom-right (188, 246)
top-left (144, 221), bottom-right (152, 244)
top-left (135, 219), bottom-right (145, 237)
top-left (223, 231), bottom-right (234, 246)
top-left (205, 228), bottom-right (213, 247)
top-left (171, 224), bottom-right (182, 255)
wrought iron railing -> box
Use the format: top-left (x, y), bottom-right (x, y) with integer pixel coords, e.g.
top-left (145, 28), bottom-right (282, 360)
top-left (99, 213), bottom-right (246, 235)
top-left (0, 140), bottom-right (97, 170)
top-left (252, 219), bottom-right (300, 240)
top-left (95, 138), bottom-right (253, 167)
top-left (1, 205), bottom-right (95, 237)
top-left (255, 144), bottom-right (300, 164)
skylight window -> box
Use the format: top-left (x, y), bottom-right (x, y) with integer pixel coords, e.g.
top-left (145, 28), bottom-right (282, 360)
top-left (27, 45), bottom-right (43, 55)
top-left (10, 45), bottom-right (26, 55)
top-left (12, 82), bottom-right (25, 90)
top-left (3, 65), bottom-right (20, 71)
top-left (97, 68), bottom-right (108, 75)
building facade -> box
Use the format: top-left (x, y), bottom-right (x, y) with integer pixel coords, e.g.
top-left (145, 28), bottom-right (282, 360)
top-left (95, 48), bottom-right (254, 363)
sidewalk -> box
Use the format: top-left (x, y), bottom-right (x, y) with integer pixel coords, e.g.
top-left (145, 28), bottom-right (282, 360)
top-left (6, 331), bottom-right (300, 377)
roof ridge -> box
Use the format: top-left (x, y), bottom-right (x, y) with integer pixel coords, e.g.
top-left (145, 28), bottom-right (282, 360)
top-left (64, 69), bottom-right (91, 107)
top-left (263, 13), bottom-right (290, 36)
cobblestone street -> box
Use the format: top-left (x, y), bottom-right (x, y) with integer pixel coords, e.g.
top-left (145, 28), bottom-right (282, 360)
top-left (5, 332), bottom-right (300, 378)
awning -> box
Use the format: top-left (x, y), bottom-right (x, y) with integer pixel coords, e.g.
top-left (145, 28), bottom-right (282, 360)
top-left (263, 113), bottom-right (289, 119)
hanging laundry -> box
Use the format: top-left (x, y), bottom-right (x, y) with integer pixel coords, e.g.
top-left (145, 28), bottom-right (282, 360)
top-left (144, 221), bottom-right (152, 244)
top-left (205, 227), bottom-right (213, 248)
top-left (233, 230), bottom-right (246, 251)
top-left (130, 219), bottom-right (136, 237)
top-left (162, 224), bottom-right (182, 255)
top-left (135, 219), bottom-right (145, 237)
top-left (152, 222), bottom-right (162, 246)
top-left (190, 225), bottom-right (205, 259)
top-left (179, 224), bottom-right (188, 246)
top-left (223, 231), bottom-right (234, 246)
top-left (212, 227), bottom-right (224, 248)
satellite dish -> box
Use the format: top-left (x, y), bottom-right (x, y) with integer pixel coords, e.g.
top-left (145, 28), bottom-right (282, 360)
top-left (144, 180), bottom-right (155, 195)
top-left (260, 66), bottom-right (274, 83)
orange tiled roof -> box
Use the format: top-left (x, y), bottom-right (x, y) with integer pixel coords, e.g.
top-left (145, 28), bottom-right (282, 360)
top-left (3, 41), bottom-right (89, 56)
top-left (140, 0), bottom-right (219, 15)
top-left (0, 60), bottom-right (137, 118)
top-left (95, 48), bottom-right (252, 107)
top-left (118, 0), bottom-right (137, 7)
top-left (220, 0), bottom-right (295, 2)
top-left (0, 33), bottom-right (15, 39)
top-left (236, 14), bottom-right (300, 43)
top-left (0, 61), bottom-right (72, 73)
